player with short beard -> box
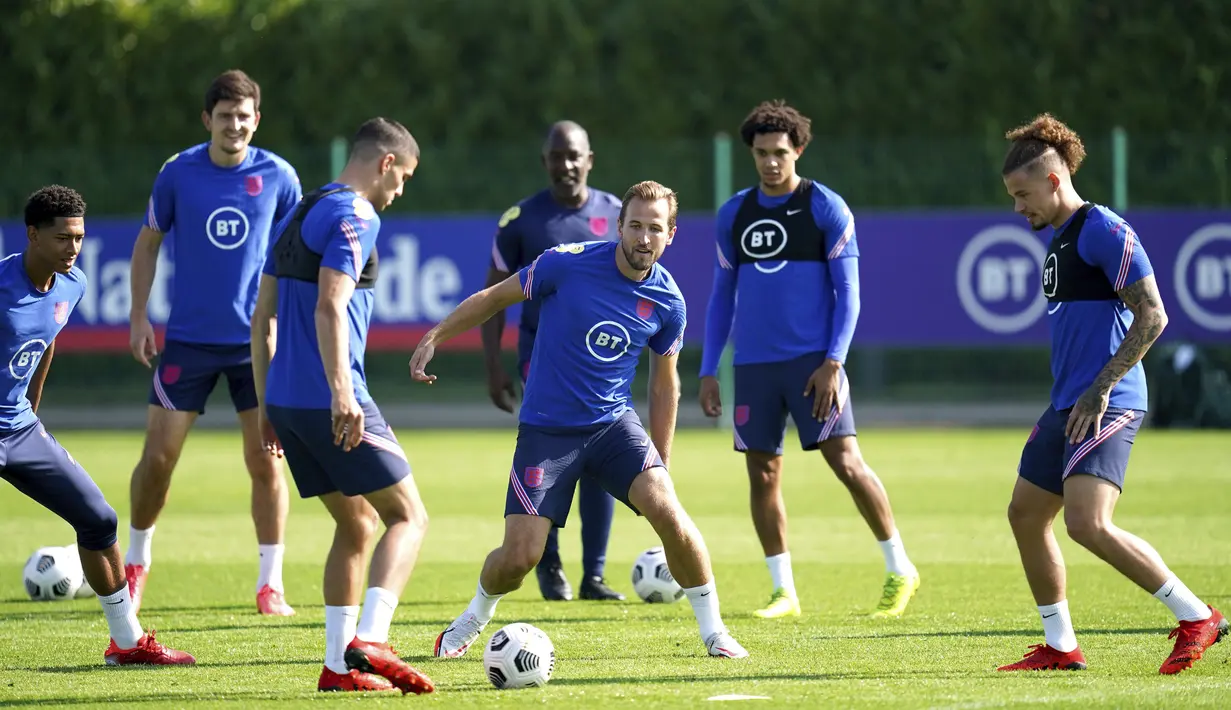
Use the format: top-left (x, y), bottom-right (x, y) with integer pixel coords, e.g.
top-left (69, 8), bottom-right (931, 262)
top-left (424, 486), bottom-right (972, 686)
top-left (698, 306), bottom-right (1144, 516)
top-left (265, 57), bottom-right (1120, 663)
top-left (124, 69), bottom-right (303, 617)
top-left (417, 181), bottom-right (749, 661)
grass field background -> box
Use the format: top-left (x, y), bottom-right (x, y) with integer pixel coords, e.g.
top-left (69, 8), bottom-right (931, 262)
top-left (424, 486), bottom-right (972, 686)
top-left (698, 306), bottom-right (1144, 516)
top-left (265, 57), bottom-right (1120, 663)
top-left (0, 427), bottom-right (1228, 708)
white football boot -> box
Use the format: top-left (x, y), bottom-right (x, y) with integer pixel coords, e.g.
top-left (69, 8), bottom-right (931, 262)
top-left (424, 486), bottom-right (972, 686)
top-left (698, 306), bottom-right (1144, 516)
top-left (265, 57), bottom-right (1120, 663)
top-left (433, 611), bottom-right (488, 658)
top-left (705, 630), bottom-right (749, 658)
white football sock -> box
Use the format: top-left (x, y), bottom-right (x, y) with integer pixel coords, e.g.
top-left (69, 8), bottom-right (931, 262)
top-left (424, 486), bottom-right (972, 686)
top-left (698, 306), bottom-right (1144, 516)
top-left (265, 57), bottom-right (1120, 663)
top-left (878, 531), bottom-right (916, 577)
top-left (356, 587), bottom-right (399, 643)
top-left (765, 552), bottom-right (796, 597)
top-left (98, 586), bottom-right (143, 650)
top-left (257, 544), bottom-right (285, 593)
top-left (684, 581), bottom-right (726, 642)
top-left (1038, 600), bottom-right (1078, 652)
top-left (1154, 578), bottom-right (1212, 622)
top-left (126, 526), bottom-right (154, 568)
top-left (465, 581), bottom-right (504, 624)
top-left (324, 605), bottom-right (360, 674)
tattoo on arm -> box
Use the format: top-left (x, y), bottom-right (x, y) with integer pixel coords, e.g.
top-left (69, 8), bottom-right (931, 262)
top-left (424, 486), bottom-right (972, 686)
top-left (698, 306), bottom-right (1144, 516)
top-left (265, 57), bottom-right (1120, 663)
top-left (1091, 276), bottom-right (1168, 393)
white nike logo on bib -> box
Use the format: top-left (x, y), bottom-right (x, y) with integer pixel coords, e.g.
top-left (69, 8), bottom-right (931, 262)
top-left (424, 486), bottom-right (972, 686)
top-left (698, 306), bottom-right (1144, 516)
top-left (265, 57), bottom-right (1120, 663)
top-left (786, 209), bottom-right (802, 215)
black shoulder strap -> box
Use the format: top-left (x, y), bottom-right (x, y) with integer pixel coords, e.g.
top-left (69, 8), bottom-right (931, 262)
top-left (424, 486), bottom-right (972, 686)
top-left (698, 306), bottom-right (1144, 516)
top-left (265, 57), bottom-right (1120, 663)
top-left (1056, 203), bottom-right (1093, 243)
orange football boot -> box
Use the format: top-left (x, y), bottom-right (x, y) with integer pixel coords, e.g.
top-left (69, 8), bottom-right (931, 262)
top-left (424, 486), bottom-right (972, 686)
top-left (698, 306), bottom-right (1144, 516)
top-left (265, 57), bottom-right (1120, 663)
top-left (1160, 606), bottom-right (1229, 675)
top-left (318, 666), bottom-right (394, 692)
top-left (125, 564), bottom-right (147, 615)
top-left (256, 585), bottom-right (296, 616)
top-left (344, 638), bottom-right (435, 695)
top-left (997, 643), bottom-right (1087, 671)
top-left (104, 631), bottom-right (195, 666)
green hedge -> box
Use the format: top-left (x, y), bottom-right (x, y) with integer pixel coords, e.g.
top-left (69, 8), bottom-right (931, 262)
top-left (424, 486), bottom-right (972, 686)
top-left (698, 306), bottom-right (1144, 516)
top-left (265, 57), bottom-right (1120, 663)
top-left (5, 0), bottom-right (1229, 214)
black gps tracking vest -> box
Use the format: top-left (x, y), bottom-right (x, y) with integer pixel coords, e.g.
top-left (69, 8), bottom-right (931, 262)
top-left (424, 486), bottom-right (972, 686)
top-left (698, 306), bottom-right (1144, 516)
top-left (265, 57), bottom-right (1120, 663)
top-left (271, 187), bottom-right (379, 288)
top-left (1042, 203), bottom-right (1118, 303)
top-left (729, 179), bottom-right (826, 266)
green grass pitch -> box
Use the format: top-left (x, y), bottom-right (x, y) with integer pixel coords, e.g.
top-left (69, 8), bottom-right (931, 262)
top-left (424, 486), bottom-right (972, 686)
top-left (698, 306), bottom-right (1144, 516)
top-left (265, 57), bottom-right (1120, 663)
top-left (0, 427), bottom-right (1228, 708)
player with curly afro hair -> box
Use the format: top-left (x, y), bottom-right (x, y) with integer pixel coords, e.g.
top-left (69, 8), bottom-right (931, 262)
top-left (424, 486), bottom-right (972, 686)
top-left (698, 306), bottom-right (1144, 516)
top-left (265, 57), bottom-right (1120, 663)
top-left (701, 100), bottom-right (922, 622)
top-left (739, 99), bottom-right (813, 152)
top-left (24, 184), bottom-right (86, 230)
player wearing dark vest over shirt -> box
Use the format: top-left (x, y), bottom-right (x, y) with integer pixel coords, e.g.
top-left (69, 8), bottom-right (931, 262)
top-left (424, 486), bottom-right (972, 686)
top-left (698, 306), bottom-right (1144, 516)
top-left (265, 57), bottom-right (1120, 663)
top-left (997, 113), bottom-right (1226, 675)
top-left (3, 185), bottom-right (195, 667)
top-left (699, 100), bottom-right (919, 620)
top-left (124, 70), bottom-right (302, 617)
top-left (480, 121), bottom-right (624, 603)
top-left (251, 118), bottom-right (434, 694)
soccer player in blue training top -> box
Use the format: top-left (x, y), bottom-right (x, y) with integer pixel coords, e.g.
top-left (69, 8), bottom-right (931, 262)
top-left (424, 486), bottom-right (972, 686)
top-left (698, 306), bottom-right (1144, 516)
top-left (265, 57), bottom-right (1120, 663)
top-left (417, 180), bottom-right (749, 660)
top-left (698, 100), bottom-right (919, 620)
top-left (125, 69), bottom-right (303, 617)
top-left (996, 114), bottom-right (1227, 674)
top-left (4, 185), bottom-right (194, 666)
top-left (481, 120), bottom-right (625, 602)
top-left (252, 117), bottom-right (434, 694)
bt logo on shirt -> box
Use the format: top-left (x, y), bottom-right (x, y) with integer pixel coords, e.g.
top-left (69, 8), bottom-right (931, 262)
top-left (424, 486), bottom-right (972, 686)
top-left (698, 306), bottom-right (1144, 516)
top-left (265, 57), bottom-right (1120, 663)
top-left (586, 320), bottom-right (632, 362)
top-left (9, 339), bottom-right (47, 380)
top-left (206, 206), bottom-right (251, 250)
top-left (740, 218), bottom-right (789, 274)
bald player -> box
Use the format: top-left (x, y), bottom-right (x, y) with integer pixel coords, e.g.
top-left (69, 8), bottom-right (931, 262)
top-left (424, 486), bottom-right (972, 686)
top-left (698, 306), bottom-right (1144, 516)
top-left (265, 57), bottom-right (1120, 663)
top-left (480, 121), bottom-right (624, 602)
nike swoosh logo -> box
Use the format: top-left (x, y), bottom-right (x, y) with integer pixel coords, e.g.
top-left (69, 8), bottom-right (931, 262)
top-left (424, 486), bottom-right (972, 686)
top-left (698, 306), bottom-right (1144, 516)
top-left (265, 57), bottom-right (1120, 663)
top-left (700, 591), bottom-right (710, 597)
top-left (1165, 590), bottom-right (1173, 598)
top-left (1041, 612), bottom-right (1057, 618)
top-left (104, 600), bottom-right (124, 606)
top-left (786, 209), bottom-right (802, 215)
top-left (1048, 303), bottom-right (1063, 315)
top-left (1060, 242), bottom-right (1070, 249)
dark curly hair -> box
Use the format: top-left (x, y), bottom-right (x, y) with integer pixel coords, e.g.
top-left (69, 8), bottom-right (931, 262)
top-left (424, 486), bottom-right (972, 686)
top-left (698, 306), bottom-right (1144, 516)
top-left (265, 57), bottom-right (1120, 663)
top-left (739, 100), bottom-right (812, 150)
top-left (1002, 113), bottom-right (1087, 176)
top-left (24, 184), bottom-right (86, 229)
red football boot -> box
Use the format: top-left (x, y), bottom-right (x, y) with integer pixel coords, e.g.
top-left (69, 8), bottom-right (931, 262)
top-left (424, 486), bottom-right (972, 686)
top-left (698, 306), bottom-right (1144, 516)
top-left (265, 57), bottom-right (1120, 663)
top-left (997, 643), bottom-right (1087, 671)
top-left (317, 666), bottom-right (394, 692)
top-left (1160, 606), bottom-right (1229, 675)
top-left (256, 585), bottom-right (296, 616)
top-left (104, 631), bottom-right (196, 666)
top-left (344, 639), bottom-right (435, 695)
top-left (125, 564), bottom-right (147, 615)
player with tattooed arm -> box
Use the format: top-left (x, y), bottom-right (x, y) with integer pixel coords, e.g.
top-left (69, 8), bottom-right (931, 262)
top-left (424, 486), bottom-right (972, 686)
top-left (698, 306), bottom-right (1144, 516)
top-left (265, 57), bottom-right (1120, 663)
top-left (996, 114), bottom-right (1226, 674)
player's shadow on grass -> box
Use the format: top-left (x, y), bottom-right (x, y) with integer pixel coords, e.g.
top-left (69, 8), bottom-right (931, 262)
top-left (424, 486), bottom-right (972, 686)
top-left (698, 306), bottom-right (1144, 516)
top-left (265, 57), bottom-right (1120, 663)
top-left (840, 627), bottom-right (1169, 640)
top-left (173, 621), bottom-right (321, 633)
top-left (0, 603), bottom-right (258, 619)
top-left (544, 669), bottom-right (977, 687)
top-left (0, 689), bottom-right (303, 707)
top-left (22, 658), bottom-right (321, 674)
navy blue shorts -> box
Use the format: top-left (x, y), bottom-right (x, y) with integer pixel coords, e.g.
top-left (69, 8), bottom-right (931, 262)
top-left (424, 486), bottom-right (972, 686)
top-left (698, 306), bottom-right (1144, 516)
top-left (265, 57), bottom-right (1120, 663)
top-left (733, 351), bottom-right (857, 455)
top-left (505, 410), bottom-right (661, 527)
top-left (1018, 405), bottom-right (1144, 495)
top-left (149, 340), bottom-right (257, 414)
top-left (266, 400), bottom-right (411, 499)
top-left (0, 420), bottom-right (117, 550)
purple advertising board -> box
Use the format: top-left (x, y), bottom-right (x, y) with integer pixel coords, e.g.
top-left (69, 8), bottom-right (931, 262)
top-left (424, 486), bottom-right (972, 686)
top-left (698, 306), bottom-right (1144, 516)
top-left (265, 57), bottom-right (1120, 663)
top-left (2, 210), bottom-right (1229, 352)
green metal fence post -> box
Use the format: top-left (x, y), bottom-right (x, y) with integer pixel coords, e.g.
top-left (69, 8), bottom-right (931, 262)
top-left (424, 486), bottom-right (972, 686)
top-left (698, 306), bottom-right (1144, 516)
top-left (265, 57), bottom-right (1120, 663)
top-left (713, 133), bottom-right (734, 430)
top-left (1112, 127), bottom-right (1128, 212)
top-left (330, 136), bottom-right (347, 180)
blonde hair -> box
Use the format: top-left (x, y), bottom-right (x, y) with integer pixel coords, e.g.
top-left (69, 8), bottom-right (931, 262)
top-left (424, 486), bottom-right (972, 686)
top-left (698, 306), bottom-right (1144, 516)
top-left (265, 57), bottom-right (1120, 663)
top-left (619, 180), bottom-right (679, 230)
